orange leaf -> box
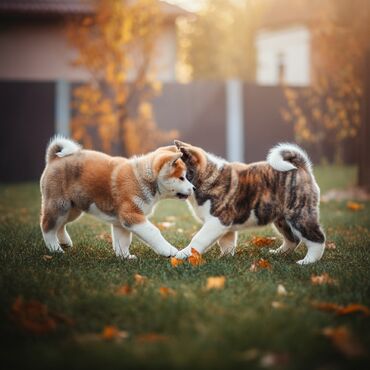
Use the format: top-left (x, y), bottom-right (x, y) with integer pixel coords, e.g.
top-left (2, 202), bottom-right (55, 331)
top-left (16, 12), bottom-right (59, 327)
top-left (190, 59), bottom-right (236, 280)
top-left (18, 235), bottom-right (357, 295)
top-left (337, 304), bottom-right (370, 316)
top-left (101, 325), bottom-right (129, 341)
top-left (346, 201), bottom-right (364, 211)
top-left (250, 236), bottom-right (277, 247)
top-left (326, 241), bottom-right (337, 250)
top-left (170, 257), bottom-right (184, 268)
top-left (250, 258), bottom-right (272, 271)
top-left (115, 284), bottom-right (132, 296)
top-left (159, 286), bottom-right (176, 297)
top-left (311, 273), bottom-right (337, 285)
top-left (312, 302), bottom-right (343, 313)
top-left (136, 332), bottom-right (168, 343)
top-left (188, 248), bottom-right (204, 266)
top-left (10, 296), bottom-right (57, 335)
top-left (97, 232), bottom-right (112, 243)
top-left (206, 276), bottom-right (226, 290)
top-left (134, 274), bottom-right (147, 285)
top-left (322, 326), bottom-right (365, 358)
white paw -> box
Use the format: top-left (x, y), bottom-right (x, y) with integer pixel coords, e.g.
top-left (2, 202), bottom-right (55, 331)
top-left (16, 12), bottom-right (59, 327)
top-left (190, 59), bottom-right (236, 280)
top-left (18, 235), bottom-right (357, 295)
top-left (296, 257), bottom-right (315, 265)
top-left (175, 247), bottom-right (192, 259)
top-left (47, 244), bottom-right (64, 253)
top-left (167, 246), bottom-right (179, 257)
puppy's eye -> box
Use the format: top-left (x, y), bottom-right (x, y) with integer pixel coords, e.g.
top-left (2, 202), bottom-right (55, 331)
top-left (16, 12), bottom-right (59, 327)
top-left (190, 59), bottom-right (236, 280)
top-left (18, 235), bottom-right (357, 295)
top-left (179, 176), bottom-right (185, 181)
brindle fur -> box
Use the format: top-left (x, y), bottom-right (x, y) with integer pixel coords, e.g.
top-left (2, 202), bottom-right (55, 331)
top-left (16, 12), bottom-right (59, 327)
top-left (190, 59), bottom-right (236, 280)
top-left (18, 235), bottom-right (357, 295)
top-left (177, 142), bottom-right (325, 245)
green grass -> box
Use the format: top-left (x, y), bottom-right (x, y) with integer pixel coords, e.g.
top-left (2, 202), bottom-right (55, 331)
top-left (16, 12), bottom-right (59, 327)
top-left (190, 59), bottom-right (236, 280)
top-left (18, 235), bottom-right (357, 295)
top-left (0, 165), bottom-right (369, 370)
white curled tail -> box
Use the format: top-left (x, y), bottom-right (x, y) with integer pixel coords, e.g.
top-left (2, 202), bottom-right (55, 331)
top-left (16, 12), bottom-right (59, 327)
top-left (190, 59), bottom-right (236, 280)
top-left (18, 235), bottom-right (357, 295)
top-left (267, 143), bottom-right (312, 172)
top-left (45, 135), bottom-right (81, 164)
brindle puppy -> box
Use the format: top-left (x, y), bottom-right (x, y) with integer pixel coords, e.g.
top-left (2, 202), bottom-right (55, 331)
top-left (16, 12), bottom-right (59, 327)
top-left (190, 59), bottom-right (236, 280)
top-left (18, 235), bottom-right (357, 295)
top-left (174, 140), bottom-right (325, 265)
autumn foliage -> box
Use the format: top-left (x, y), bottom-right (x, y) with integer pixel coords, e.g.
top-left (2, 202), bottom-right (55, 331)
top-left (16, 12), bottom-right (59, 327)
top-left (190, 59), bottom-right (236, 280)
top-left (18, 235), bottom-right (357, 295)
top-left (281, 0), bottom-right (369, 162)
top-left (67, 0), bottom-right (178, 155)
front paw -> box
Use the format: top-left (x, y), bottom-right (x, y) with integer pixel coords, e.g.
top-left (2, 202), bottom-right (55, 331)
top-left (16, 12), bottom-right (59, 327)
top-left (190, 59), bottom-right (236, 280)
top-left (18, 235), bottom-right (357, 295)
top-left (175, 247), bottom-right (192, 259)
top-left (167, 246), bottom-right (179, 257)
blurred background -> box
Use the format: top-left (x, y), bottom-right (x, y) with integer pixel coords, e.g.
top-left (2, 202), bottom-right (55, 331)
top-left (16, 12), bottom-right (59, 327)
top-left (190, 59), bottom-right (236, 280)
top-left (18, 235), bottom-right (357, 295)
top-left (0, 0), bottom-right (369, 190)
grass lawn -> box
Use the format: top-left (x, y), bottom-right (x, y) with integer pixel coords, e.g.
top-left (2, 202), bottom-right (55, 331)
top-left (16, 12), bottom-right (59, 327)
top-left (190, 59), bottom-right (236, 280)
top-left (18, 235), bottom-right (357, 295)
top-left (0, 165), bottom-right (369, 370)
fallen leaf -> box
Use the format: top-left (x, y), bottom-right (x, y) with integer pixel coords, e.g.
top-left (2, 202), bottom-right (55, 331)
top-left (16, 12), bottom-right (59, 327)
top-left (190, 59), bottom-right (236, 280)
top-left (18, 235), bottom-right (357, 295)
top-left (346, 201), bottom-right (364, 211)
top-left (311, 273), bottom-right (337, 285)
top-left (337, 304), bottom-right (370, 317)
top-left (177, 228), bottom-right (184, 233)
top-left (159, 286), bottom-right (176, 297)
top-left (260, 352), bottom-right (290, 367)
top-left (115, 284), bottom-right (132, 296)
top-left (170, 257), bottom-right (184, 268)
top-left (42, 255), bottom-right (53, 261)
top-left (250, 258), bottom-right (272, 272)
top-left (134, 274), bottom-right (147, 285)
top-left (136, 332), bottom-right (168, 343)
top-left (98, 232), bottom-right (112, 243)
top-left (326, 241), bottom-right (337, 250)
top-left (312, 302), bottom-right (370, 317)
top-left (188, 248), bottom-right (204, 266)
top-left (271, 301), bottom-right (286, 309)
top-left (322, 326), bottom-right (365, 358)
top-left (277, 284), bottom-right (288, 296)
top-left (250, 236), bottom-right (277, 247)
top-left (157, 222), bottom-right (175, 230)
top-left (10, 296), bottom-right (66, 335)
top-left (101, 325), bottom-right (129, 341)
top-left (206, 276), bottom-right (226, 290)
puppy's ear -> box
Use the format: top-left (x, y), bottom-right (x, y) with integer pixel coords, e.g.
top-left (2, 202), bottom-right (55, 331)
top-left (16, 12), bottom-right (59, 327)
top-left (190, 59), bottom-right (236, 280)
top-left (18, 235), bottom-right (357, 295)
top-left (174, 140), bottom-right (191, 149)
top-left (153, 152), bottom-right (183, 174)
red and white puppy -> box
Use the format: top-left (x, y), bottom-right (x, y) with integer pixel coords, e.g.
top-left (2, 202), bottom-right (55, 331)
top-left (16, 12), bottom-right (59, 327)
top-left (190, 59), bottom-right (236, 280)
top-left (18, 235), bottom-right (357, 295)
top-left (40, 136), bottom-right (194, 258)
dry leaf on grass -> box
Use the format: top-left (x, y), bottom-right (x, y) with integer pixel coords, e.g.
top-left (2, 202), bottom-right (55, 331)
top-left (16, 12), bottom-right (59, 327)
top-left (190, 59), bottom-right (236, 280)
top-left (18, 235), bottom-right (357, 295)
top-left (134, 274), bottom-right (147, 285)
top-left (326, 241), bottom-right (337, 250)
top-left (250, 236), bottom-right (277, 247)
top-left (157, 222), bottom-right (175, 230)
top-left (322, 326), bottom-right (366, 358)
top-left (136, 332), bottom-right (168, 343)
top-left (271, 301), bottom-right (286, 309)
top-left (260, 352), bottom-right (290, 367)
top-left (159, 287), bottom-right (176, 297)
top-left (346, 201), bottom-right (364, 211)
top-left (115, 284), bottom-right (132, 296)
top-left (250, 259), bottom-right (272, 272)
top-left (97, 232), bottom-right (112, 243)
top-left (10, 296), bottom-right (73, 335)
top-left (101, 325), bottom-right (129, 341)
top-left (277, 284), bottom-right (288, 296)
top-left (42, 255), bottom-right (53, 261)
top-left (312, 302), bottom-right (370, 316)
top-left (188, 248), bottom-right (205, 266)
top-left (311, 273), bottom-right (337, 285)
top-left (170, 257), bottom-right (184, 268)
top-left (206, 276), bottom-right (226, 290)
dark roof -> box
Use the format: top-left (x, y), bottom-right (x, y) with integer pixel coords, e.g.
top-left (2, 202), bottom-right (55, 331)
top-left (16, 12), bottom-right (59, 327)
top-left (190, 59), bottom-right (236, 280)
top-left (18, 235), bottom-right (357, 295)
top-left (0, 0), bottom-right (191, 18)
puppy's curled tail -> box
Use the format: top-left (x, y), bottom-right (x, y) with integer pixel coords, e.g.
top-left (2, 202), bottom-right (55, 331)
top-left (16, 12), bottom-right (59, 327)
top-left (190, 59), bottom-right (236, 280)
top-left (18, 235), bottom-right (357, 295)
top-left (267, 143), bottom-right (312, 172)
top-left (45, 135), bottom-right (82, 164)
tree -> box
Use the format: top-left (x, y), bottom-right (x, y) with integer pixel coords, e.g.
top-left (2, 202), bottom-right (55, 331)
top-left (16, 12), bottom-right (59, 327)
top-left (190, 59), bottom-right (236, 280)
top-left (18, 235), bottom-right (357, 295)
top-left (178, 0), bottom-right (263, 81)
top-left (67, 0), bottom-right (178, 155)
top-left (281, 0), bottom-right (369, 162)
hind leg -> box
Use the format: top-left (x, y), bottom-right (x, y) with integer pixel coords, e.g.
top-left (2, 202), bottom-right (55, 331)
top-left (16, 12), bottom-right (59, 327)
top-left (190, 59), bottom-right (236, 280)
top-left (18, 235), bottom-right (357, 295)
top-left (289, 216), bottom-right (326, 265)
top-left (270, 218), bottom-right (300, 255)
top-left (111, 225), bottom-right (136, 259)
top-left (57, 208), bottom-right (82, 248)
top-left (218, 231), bottom-right (237, 257)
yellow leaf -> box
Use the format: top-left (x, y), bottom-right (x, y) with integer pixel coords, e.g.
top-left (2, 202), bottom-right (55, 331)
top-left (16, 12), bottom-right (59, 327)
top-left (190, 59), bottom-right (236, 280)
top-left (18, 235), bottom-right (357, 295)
top-left (206, 276), bottom-right (226, 290)
top-left (311, 273), bottom-right (337, 285)
top-left (134, 274), bottom-right (147, 285)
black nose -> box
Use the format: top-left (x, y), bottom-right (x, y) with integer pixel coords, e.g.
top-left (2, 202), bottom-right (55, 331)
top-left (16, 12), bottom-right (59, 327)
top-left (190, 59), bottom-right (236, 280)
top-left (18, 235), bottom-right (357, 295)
top-left (193, 186), bottom-right (196, 191)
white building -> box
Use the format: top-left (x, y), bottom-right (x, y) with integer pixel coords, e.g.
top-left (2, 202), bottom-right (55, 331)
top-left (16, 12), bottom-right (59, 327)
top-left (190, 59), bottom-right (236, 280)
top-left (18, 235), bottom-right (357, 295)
top-left (256, 25), bottom-right (311, 86)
